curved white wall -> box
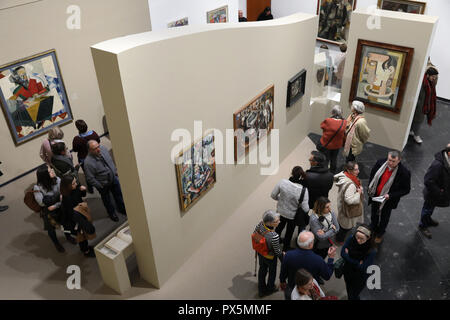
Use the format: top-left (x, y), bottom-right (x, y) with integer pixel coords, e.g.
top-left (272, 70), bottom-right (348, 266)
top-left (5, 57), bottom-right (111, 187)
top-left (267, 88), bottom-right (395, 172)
top-left (92, 13), bottom-right (318, 288)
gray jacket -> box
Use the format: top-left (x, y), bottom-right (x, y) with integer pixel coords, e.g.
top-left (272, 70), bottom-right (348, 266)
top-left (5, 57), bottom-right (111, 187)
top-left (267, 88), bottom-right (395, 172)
top-left (84, 145), bottom-right (117, 190)
top-left (271, 179), bottom-right (309, 220)
top-left (310, 212), bottom-right (339, 249)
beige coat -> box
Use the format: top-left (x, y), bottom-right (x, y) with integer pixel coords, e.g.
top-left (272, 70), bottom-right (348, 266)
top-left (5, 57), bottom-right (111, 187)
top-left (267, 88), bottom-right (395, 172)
top-left (348, 117), bottom-right (370, 156)
top-left (334, 172), bottom-right (364, 229)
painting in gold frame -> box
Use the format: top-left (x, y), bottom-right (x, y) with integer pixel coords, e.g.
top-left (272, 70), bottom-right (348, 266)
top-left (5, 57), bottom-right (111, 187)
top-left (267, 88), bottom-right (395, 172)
top-left (377, 0), bottom-right (426, 14)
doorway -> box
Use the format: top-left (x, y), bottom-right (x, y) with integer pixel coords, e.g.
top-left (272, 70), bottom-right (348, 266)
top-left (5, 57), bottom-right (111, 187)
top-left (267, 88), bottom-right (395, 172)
top-left (247, 0), bottom-right (271, 21)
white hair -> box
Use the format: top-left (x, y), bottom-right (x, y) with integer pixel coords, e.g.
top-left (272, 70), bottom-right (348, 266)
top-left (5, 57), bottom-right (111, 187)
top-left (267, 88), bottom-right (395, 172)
top-left (297, 231), bottom-right (314, 249)
top-left (352, 100), bottom-right (365, 114)
top-left (331, 105), bottom-right (343, 118)
top-left (262, 210), bottom-right (280, 224)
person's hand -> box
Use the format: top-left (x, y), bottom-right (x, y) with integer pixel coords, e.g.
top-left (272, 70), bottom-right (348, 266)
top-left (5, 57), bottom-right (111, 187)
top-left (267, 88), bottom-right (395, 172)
top-left (359, 260), bottom-right (363, 265)
top-left (317, 230), bottom-right (325, 236)
top-left (280, 282), bottom-right (287, 291)
top-left (80, 185), bottom-right (87, 192)
top-left (331, 225), bottom-right (336, 230)
top-left (48, 205), bottom-right (57, 211)
top-left (328, 246), bottom-right (336, 259)
top-left (357, 187), bottom-right (363, 194)
top-left (345, 248), bottom-right (348, 254)
top-left (283, 251), bottom-right (286, 256)
top-left (384, 194), bottom-right (390, 200)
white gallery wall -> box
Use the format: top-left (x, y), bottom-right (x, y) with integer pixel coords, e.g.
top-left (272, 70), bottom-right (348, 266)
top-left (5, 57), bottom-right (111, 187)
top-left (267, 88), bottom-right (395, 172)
top-left (339, 9), bottom-right (437, 150)
top-left (148, 0), bottom-right (239, 31)
top-left (92, 13), bottom-right (318, 287)
top-left (270, 0), bottom-right (449, 99)
top-left (0, 0), bottom-right (151, 182)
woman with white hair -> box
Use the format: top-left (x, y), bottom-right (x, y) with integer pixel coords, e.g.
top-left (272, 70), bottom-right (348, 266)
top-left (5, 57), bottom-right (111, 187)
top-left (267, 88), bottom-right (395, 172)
top-left (344, 101), bottom-right (370, 162)
top-left (318, 105), bottom-right (347, 173)
top-left (253, 210), bottom-right (283, 298)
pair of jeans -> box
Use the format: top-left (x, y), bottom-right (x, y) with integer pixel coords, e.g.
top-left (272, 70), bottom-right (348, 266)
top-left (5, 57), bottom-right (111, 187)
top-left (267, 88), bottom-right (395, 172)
top-left (346, 148), bottom-right (356, 163)
top-left (419, 201), bottom-right (436, 228)
top-left (370, 202), bottom-right (393, 237)
top-left (323, 148), bottom-right (340, 173)
top-left (275, 216), bottom-right (295, 250)
top-left (257, 254), bottom-right (277, 296)
top-left (335, 224), bottom-right (351, 243)
top-left (98, 176), bottom-right (127, 216)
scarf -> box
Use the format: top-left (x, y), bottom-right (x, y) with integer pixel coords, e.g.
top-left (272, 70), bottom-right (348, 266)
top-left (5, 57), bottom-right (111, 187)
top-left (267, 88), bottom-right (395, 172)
top-left (79, 130), bottom-right (94, 138)
top-left (309, 282), bottom-right (322, 300)
top-left (344, 171), bottom-right (361, 188)
top-left (347, 233), bottom-right (372, 261)
top-left (343, 115), bottom-right (363, 156)
top-left (422, 74), bottom-right (437, 125)
top-left (368, 161), bottom-right (398, 210)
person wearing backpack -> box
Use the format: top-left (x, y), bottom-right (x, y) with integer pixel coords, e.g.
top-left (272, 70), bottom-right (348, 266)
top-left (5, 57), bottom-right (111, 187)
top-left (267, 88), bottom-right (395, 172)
top-left (271, 166), bottom-right (309, 251)
top-left (253, 210), bottom-right (283, 298)
top-left (334, 161), bottom-right (364, 244)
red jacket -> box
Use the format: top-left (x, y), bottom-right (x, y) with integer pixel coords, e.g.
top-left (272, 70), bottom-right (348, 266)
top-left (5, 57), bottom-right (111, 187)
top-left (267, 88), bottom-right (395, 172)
top-left (320, 118), bottom-right (347, 150)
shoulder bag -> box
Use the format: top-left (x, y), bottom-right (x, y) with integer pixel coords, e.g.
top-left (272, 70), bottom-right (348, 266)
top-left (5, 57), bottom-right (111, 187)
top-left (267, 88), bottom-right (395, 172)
top-left (294, 186), bottom-right (309, 229)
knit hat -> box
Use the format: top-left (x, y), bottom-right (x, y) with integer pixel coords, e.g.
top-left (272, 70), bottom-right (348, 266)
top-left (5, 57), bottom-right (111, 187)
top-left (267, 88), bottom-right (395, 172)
top-left (352, 100), bottom-right (365, 114)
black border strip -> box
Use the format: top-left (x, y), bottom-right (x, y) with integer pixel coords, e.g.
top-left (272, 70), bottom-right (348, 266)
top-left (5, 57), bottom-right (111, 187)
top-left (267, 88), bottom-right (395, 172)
top-left (0, 132), bottom-right (108, 189)
top-left (437, 96), bottom-right (450, 105)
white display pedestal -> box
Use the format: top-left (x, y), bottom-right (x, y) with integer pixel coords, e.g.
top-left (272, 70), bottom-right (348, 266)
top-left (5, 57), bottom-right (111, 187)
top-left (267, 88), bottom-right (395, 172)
top-left (94, 221), bottom-right (135, 294)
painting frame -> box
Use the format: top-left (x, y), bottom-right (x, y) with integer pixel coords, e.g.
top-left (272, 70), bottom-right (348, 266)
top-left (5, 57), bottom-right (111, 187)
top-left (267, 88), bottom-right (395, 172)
top-left (207, 5), bottom-right (228, 24)
top-left (349, 39), bottom-right (414, 114)
top-left (316, 0), bottom-right (357, 46)
top-left (0, 49), bottom-right (72, 145)
top-left (175, 131), bottom-right (216, 212)
top-left (167, 17), bottom-right (189, 28)
top-left (233, 85), bottom-right (274, 162)
top-left (286, 69), bottom-right (307, 108)
top-left (377, 0), bottom-right (426, 14)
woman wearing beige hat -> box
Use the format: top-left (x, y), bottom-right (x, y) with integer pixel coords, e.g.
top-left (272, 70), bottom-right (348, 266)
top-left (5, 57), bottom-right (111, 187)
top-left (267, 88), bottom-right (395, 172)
top-left (344, 101), bottom-right (370, 163)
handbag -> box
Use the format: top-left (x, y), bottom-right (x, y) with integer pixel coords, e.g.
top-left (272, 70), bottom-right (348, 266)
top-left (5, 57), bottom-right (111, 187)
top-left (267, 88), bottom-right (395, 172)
top-left (334, 257), bottom-right (345, 279)
top-left (294, 186), bottom-right (308, 228)
top-left (342, 183), bottom-right (363, 219)
top-left (317, 119), bottom-right (345, 152)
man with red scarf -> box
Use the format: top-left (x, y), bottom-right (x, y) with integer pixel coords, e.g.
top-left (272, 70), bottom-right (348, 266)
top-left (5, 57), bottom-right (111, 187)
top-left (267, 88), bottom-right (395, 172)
top-left (410, 67), bottom-right (439, 144)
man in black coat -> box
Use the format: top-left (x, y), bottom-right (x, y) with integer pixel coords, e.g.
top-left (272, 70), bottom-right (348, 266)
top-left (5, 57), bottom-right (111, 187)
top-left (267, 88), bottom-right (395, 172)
top-left (304, 151), bottom-right (334, 210)
top-left (368, 151), bottom-right (411, 243)
top-left (419, 144), bottom-right (450, 239)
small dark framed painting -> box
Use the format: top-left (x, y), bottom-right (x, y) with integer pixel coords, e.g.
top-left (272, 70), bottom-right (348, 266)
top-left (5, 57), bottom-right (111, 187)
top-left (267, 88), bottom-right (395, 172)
top-left (286, 69), bottom-right (306, 108)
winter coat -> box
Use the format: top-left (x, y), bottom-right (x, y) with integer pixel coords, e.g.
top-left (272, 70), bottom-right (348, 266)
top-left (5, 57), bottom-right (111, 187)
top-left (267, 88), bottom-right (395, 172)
top-left (271, 179), bottom-right (309, 220)
top-left (334, 172), bottom-right (364, 229)
top-left (423, 150), bottom-right (450, 207)
top-left (304, 166), bottom-right (334, 209)
top-left (348, 117), bottom-right (370, 156)
top-left (320, 118), bottom-right (347, 150)
top-left (368, 159), bottom-right (411, 210)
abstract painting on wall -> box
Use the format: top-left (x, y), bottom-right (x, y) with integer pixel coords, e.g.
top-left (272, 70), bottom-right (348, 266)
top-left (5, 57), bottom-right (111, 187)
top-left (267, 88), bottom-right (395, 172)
top-left (349, 39), bottom-right (414, 114)
top-left (0, 50), bottom-right (72, 145)
top-left (233, 85), bottom-right (274, 161)
top-left (287, 69), bottom-right (306, 108)
top-left (207, 5), bottom-right (228, 23)
top-left (317, 0), bottom-right (357, 45)
top-left (175, 132), bottom-right (216, 212)
top-left (378, 0), bottom-right (426, 14)
top-left (168, 17), bottom-right (189, 28)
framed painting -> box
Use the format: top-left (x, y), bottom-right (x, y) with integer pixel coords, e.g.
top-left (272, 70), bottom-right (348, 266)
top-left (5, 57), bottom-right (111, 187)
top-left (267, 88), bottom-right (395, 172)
top-left (377, 0), bottom-right (426, 14)
top-left (207, 5), bottom-right (228, 23)
top-left (233, 85), bottom-right (274, 161)
top-left (349, 39), bottom-right (414, 114)
top-left (175, 132), bottom-right (216, 212)
top-left (317, 0), bottom-right (357, 45)
top-left (286, 69), bottom-right (306, 108)
top-left (168, 17), bottom-right (189, 28)
top-left (0, 49), bottom-right (72, 145)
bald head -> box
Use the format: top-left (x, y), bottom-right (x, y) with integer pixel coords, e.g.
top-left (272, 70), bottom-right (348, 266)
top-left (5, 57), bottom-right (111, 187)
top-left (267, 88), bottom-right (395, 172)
top-left (88, 140), bottom-right (101, 156)
top-left (297, 231), bottom-right (314, 249)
